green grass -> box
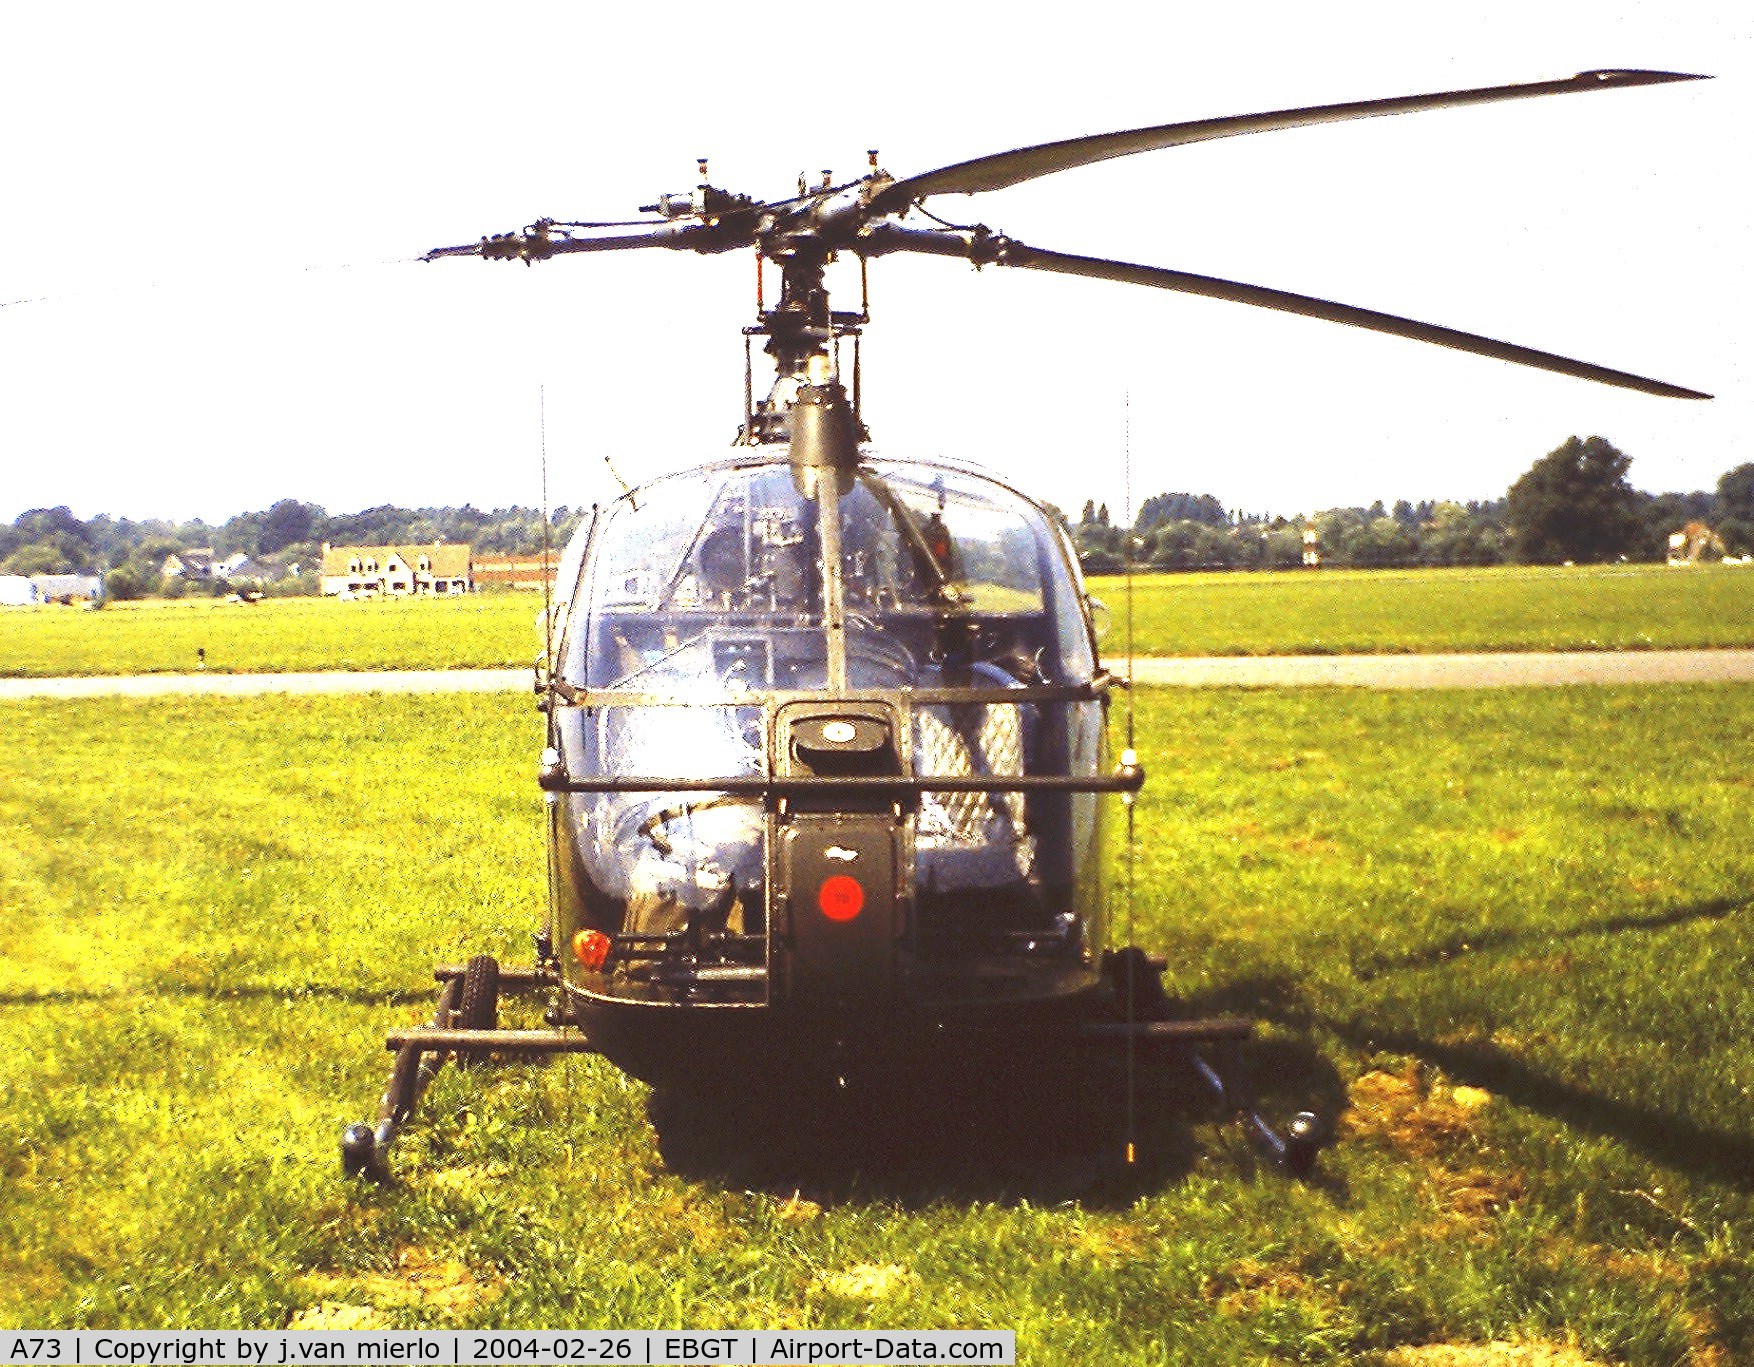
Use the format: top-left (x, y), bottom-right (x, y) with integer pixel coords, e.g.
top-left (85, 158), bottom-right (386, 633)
top-left (1088, 562), bottom-right (1754, 656)
top-left (2, 687), bottom-right (1751, 1362)
top-left (4, 564), bottom-right (1752, 677)
top-left (0, 593), bottom-right (546, 678)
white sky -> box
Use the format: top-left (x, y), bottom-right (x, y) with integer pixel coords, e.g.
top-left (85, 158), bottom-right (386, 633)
top-left (1, 2), bottom-right (1745, 526)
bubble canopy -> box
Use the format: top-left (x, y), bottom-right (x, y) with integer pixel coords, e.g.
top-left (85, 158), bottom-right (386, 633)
top-left (560, 456), bottom-right (1096, 697)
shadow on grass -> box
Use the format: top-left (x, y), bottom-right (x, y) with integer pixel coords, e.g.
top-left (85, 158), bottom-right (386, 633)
top-left (1335, 1022), bottom-right (1754, 1195)
top-left (158, 980), bottom-right (439, 1007)
top-left (1204, 969), bottom-right (1754, 1195)
top-left (647, 1028), bottom-right (1345, 1210)
top-left (1350, 896), bottom-right (1745, 981)
top-left (0, 981), bottom-right (434, 1008)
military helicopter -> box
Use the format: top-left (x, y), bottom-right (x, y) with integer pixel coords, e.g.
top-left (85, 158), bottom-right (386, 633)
top-left (342, 68), bottom-right (1707, 1183)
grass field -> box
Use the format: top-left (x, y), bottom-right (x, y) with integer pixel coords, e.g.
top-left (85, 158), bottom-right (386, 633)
top-left (1085, 563), bottom-right (1754, 657)
top-left (0, 593), bottom-right (545, 678)
top-left (1, 563), bottom-right (1751, 677)
top-left (3, 685), bottom-right (1750, 1361)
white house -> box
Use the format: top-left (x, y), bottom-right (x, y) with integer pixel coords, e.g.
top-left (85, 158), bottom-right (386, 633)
top-left (319, 542), bottom-right (473, 598)
top-left (162, 548), bottom-right (217, 580)
top-left (29, 574), bottom-right (104, 604)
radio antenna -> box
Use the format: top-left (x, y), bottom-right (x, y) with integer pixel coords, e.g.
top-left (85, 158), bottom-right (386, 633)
top-left (603, 451), bottom-right (639, 509)
top-left (1122, 389), bottom-right (1139, 1167)
top-left (540, 386), bottom-right (555, 680)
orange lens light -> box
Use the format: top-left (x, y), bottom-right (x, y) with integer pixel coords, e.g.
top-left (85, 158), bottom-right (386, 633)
top-left (572, 929), bottom-right (612, 969)
top-left (818, 874), bottom-right (864, 922)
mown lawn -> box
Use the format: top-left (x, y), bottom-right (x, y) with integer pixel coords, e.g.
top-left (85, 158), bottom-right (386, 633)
top-left (1, 687), bottom-right (1750, 1363)
top-left (1087, 562), bottom-right (1754, 657)
top-left (2, 564), bottom-right (1751, 677)
top-left (0, 592), bottom-right (546, 678)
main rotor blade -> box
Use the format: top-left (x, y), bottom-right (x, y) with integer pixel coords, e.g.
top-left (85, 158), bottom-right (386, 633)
top-left (868, 70), bottom-right (1707, 213)
top-left (423, 222), bottom-right (718, 263)
top-left (1004, 243), bottom-right (1710, 399)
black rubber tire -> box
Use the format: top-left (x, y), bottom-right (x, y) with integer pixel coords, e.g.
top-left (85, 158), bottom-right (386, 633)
top-left (455, 954), bottom-right (500, 1066)
top-left (340, 1123), bottom-right (376, 1179)
top-left (1282, 1111), bottom-right (1327, 1178)
top-left (1103, 945), bottom-right (1175, 1022)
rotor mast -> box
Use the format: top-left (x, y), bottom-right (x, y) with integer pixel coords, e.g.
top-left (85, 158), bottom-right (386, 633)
top-left (740, 164), bottom-right (876, 450)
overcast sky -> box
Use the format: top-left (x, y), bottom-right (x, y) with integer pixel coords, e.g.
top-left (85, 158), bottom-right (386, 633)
top-left (1, 2), bottom-right (1745, 527)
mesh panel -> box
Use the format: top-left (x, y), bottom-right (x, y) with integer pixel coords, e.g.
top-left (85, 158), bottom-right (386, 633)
top-left (915, 702), bottom-right (1035, 882)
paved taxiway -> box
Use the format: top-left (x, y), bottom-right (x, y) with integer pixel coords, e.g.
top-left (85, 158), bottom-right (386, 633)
top-left (4, 650), bottom-right (1754, 699)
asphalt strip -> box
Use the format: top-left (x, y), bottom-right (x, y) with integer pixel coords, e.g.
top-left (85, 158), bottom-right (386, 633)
top-left (4, 651), bottom-right (1754, 699)
top-left (1126, 649), bottom-right (1754, 689)
top-left (0, 668), bottom-right (532, 699)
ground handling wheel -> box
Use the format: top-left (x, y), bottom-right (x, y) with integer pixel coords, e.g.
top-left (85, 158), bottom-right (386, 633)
top-left (1281, 1110), bottom-right (1330, 1177)
top-left (454, 954), bottom-right (500, 1066)
top-left (339, 1123), bottom-right (376, 1179)
top-left (1093, 945), bottom-right (1333, 1178)
top-left (1101, 945), bottom-right (1176, 1021)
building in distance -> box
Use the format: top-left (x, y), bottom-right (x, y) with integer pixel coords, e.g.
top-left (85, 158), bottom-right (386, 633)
top-left (472, 553), bottom-right (561, 591)
top-left (162, 548), bottom-right (217, 581)
top-left (319, 542), bottom-right (473, 599)
top-left (0, 573), bottom-right (105, 606)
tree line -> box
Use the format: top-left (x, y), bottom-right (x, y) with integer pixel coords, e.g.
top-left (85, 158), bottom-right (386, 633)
top-left (1064, 438), bottom-right (1754, 573)
top-left (3, 438), bottom-right (1751, 596)
top-left (0, 500), bottom-right (587, 601)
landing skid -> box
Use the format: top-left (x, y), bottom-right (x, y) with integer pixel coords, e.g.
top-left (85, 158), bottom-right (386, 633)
top-left (340, 957), bottom-right (595, 1183)
top-left (342, 950), bottom-right (1332, 1182)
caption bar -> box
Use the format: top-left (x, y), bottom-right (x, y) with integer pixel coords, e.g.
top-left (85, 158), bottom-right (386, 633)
top-left (3, 1333), bottom-right (1014, 1366)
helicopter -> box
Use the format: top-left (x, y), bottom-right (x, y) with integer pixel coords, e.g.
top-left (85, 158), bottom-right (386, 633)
top-left (342, 67), bottom-right (1707, 1184)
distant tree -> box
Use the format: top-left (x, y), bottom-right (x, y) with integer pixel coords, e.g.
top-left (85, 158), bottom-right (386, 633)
top-left (1638, 491), bottom-right (1718, 562)
top-left (1313, 508), bottom-right (1369, 565)
top-left (218, 509), bottom-right (266, 557)
top-left (1392, 499), bottom-right (1434, 531)
top-left (1141, 520), bottom-right (1201, 569)
top-left (259, 499), bottom-right (322, 554)
top-left (1, 506), bottom-right (99, 573)
top-left (1257, 524), bottom-right (1305, 568)
top-left (1716, 468), bottom-right (1754, 555)
top-left (1350, 515), bottom-right (1418, 567)
top-left (2, 542), bottom-right (73, 575)
top-left (104, 562), bottom-right (154, 601)
top-left (1719, 463), bottom-right (1754, 523)
top-left (83, 513), bottom-right (143, 566)
top-left (1134, 492), bottom-right (1228, 532)
top-left (1422, 501), bottom-right (1505, 566)
top-left (1504, 435), bottom-right (1640, 564)
top-left (325, 505), bottom-right (407, 545)
top-left (1071, 499), bottom-right (1125, 571)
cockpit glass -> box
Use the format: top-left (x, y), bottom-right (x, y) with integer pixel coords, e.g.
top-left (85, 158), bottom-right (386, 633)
top-left (868, 466), bottom-right (1045, 615)
top-left (566, 457), bottom-right (1092, 694)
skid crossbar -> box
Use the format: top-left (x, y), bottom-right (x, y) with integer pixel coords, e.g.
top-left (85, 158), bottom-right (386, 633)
top-left (386, 1028), bottom-right (598, 1052)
